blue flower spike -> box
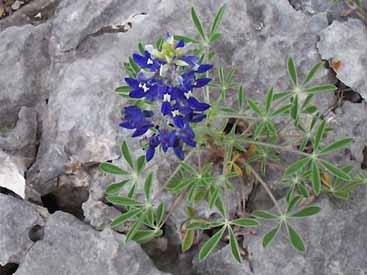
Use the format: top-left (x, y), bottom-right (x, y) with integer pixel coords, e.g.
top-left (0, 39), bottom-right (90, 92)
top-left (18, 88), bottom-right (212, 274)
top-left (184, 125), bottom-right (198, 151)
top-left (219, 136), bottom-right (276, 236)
top-left (119, 34), bottom-right (213, 161)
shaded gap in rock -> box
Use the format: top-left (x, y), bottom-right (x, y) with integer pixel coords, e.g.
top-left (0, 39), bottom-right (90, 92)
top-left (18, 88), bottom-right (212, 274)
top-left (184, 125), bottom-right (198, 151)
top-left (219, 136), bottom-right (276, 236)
top-left (28, 224), bottom-right (44, 242)
top-left (0, 187), bottom-right (22, 199)
top-left (334, 80), bottom-right (363, 104)
top-left (41, 186), bottom-right (89, 219)
top-left (141, 223), bottom-right (197, 275)
top-left (0, 263), bottom-right (19, 275)
top-left (361, 146), bottom-right (367, 170)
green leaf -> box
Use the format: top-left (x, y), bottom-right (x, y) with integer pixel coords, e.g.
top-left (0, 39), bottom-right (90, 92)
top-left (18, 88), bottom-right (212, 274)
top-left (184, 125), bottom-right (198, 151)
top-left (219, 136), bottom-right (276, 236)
top-left (121, 141), bottom-right (134, 168)
top-left (271, 104), bottom-right (291, 117)
top-left (186, 221), bottom-right (213, 230)
top-left (262, 223), bottom-right (281, 248)
top-left (155, 202), bottom-right (165, 227)
top-left (138, 42), bottom-right (145, 55)
top-left (303, 62), bottom-right (323, 85)
top-left (265, 87), bottom-right (274, 114)
top-left (144, 172), bottom-right (154, 201)
top-left (106, 196), bottom-right (143, 207)
top-left (287, 195), bottom-right (301, 212)
top-left (180, 161), bottom-right (198, 175)
top-left (145, 207), bottom-right (154, 226)
top-left (306, 84), bottom-right (336, 94)
top-left (286, 223), bottom-right (305, 252)
top-left (191, 7), bottom-right (206, 40)
top-left (128, 56), bottom-right (140, 74)
top-left (311, 161), bottom-right (321, 195)
top-left (126, 214), bottom-right (144, 242)
top-left (291, 206), bottom-right (321, 217)
top-left (105, 180), bottom-right (129, 195)
top-left (111, 208), bottom-right (143, 228)
top-left (182, 230), bottom-right (194, 252)
top-left (215, 194), bottom-right (226, 217)
top-left (133, 230), bottom-right (159, 244)
top-left (238, 86), bottom-right (245, 110)
top-left (198, 226), bottom-right (226, 261)
top-left (290, 95), bottom-right (298, 120)
top-left (174, 35), bottom-right (199, 44)
top-left (231, 218), bottom-right (259, 227)
top-left (173, 178), bottom-right (193, 194)
top-left (136, 155), bottom-right (146, 175)
top-left (115, 85), bottom-right (131, 94)
top-left (100, 162), bottom-right (129, 175)
top-left (209, 33), bottom-right (222, 43)
top-left (128, 183), bottom-right (137, 198)
top-left (252, 210), bottom-right (278, 220)
top-left (208, 187), bottom-right (220, 209)
top-left (319, 138), bottom-right (353, 155)
top-left (320, 160), bottom-right (351, 181)
top-left (314, 120), bottom-right (326, 150)
top-left (210, 4), bottom-right (225, 35)
top-left (228, 226), bottom-right (242, 263)
top-left (287, 57), bottom-right (298, 86)
top-left (284, 158), bottom-right (311, 176)
top-left (247, 98), bottom-right (262, 115)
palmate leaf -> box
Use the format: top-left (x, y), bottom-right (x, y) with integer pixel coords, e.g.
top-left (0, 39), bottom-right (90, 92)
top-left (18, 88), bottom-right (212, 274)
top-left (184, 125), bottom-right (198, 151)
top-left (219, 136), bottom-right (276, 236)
top-left (121, 141), bottom-right (134, 169)
top-left (284, 158), bottom-right (311, 176)
top-left (191, 7), bottom-right (206, 40)
top-left (286, 223), bottom-right (305, 252)
top-left (262, 223), bottom-right (281, 248)
top-left (303, 61), bottom-right (324, 85)
top-left (155, 203), bottom-right (165, 227)
top-left (100, 162), bottom-right (129, 175)
top-left (144, 172), bottom-right (154, 201)
top-left (231, 218), bottom-right (259, 227)
top-left (174, 35), bottom-right (200, 44)
top-left (287, 57), bottom-right (298, 86)
top-left (247, 98), bottom-right (262, 115)
top-left (111, 208), bottom-right (143, 228)
top-left (105, 180), bottom-right (130, 195)
top-left (319, 138), bottom-right (353, 155)
top-left (136, 155), bottom-right (146, 175)
top-left (198, 226), bottom-right (226, 261)
top-left (106, 195), bottom-right (143, 207)
top-left (133, 229), bottom-right (161, 244)
top-left (252, 210), bottom-right (278, 220)
top-left (182, 230), bottom-right (194, 252)
top-left (210, 4), bottom-right (226, 35)
top-left (126, 214), bottom-right (145, 242)
top-left (314, 120), bottom-right (326, 150)
top-left (311, 161), bottom-right (322, 195)
top-left (237, 86), bottom-right (245, 110)
top-left (290, 206), bottom-right (321, 218)
top-left (265, 87), bottom-right (274, 114)
top-left (306, 84), bottom-right (336, 94)
top-left (228, 226), bottom-right (242, 263)
top-left (320, 160), bottom-right (351, 181)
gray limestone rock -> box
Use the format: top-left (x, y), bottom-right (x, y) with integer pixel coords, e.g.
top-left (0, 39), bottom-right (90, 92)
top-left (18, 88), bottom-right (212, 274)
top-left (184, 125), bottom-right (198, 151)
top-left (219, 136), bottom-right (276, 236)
top-left (195, 189), bottom-right (367, 275)
top-left (14, 211), bottom-right (169, 275)
top-left (318, 18), bottom-right (367, 100)
top-left (0, 194), bottom-right (44, 266)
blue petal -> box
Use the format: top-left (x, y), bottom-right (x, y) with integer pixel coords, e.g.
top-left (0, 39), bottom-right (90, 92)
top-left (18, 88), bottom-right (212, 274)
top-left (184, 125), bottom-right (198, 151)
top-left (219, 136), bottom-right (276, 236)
top-left (196, 64), bottom-right (213, 73)
top-left (129, 89), bottom-right (145, 98)
top-left (119, 121), bottom-right (135, 129)
top-left (174, 146), bottom-right (184, 160)
top-left (133, 53), bottom-right (147, 68)
top-left (132, 125), bottom-right (151, 137)
top-left (173, 116), bottom-right (184, 128)
top-left (161, 101), bottom-right (171, 115)
top-left (146, 147), bottom-right (155, 161)
top-left (175, 39), bottom-right (185, 48)
top-left (188, 97), bottom-right (210, 111)
top-left (125, 78), bottom-right (139, 89)
top-left (190, 113), bottom-right (206, 122)
top-left (194, 78), bottom-right (212, 88)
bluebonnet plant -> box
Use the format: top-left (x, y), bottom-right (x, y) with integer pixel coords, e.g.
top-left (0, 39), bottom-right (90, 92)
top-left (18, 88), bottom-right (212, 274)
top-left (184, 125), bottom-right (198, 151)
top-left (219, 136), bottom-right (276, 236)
top-left (120, 33), bottom-right (212, 161)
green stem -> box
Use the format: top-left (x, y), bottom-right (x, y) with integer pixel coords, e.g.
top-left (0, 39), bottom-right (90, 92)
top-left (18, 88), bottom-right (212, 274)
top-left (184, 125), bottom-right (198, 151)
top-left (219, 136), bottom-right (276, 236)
top-left (246, 164), bottom-right (283, 215)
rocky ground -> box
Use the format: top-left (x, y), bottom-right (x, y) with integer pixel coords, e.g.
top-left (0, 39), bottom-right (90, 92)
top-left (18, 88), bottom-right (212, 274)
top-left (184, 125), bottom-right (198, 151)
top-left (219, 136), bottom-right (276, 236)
top-left (0, 0), bottom-right (366, 274)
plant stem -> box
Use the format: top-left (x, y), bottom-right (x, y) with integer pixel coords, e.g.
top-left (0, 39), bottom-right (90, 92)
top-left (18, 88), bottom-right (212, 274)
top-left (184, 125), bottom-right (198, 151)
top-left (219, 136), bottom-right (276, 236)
top-left (152, 149), bottom-right (196, 201)
top-left (239, 138), bottom-right (311, 158)
top-left (246, 164), bottom-right (283, 215)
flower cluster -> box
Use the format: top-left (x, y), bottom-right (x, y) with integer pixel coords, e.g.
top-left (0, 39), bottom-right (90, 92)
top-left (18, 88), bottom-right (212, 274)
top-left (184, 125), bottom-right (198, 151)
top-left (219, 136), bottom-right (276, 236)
top-left (119, 34), bottom-right (213, 161)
